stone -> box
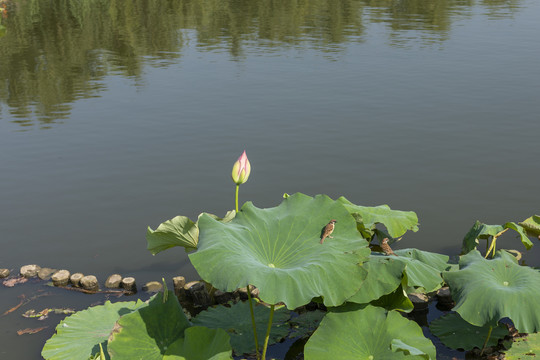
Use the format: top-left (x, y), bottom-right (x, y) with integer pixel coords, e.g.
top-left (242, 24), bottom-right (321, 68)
top-left (408, 292), bottom-right (429, 311)
top-left (142, 281), bottom-right (162, 293)
top-left (51, 270), bottom-right (71, 286)
top-left (121, 277), bottom-right (137, 293)
top-left (0, 269), bottom-right (10, 278)
top-left (184, 281), bottom-right (212, 307)
top-left (236, 285), bottom-right (259, 300)
top-left (213, 290), bottom-right (234, 304)
top-left (105, 274), bottom-right (122, 288)
top-left (80, 275), bottom-right (99, 291)
top-left (20, 264), bottom-right (41, 278)
top-left (173, 276), bottom-right (186, 300)
top-left (70, 273), bottom-right (84, 287)
top-left (436, 286), bottom-right (454, 310)
top-left (38, 268), bottom-right (57, 280)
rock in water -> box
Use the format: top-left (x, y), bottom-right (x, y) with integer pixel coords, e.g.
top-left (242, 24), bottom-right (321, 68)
top-left (70, 273), bottom-right (84, 287)
top-left (52, 270), bottom-right (71, 286)
top-left (105, 274), bottom-right (122, 288)
top-left (20, 265), bottom-right (41, 278)
top-left (80, 275), bottom-right (99, 291)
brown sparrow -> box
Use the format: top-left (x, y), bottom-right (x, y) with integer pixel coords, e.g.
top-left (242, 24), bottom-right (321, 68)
top-left (320, 220), bottom-right (337, 244)
top-left (381, 238), bottom-right (397, 256)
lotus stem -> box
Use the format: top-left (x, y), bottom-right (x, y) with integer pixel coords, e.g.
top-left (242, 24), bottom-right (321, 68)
top-left (480, 325), bottom-right (493, 356)
top-left (235, 184), bottom-right (240, 212)
top-left (261, 304), bottom-right (275, 360)
top-left (246, 285), bottom-right (260, 360)
top-left (485, 228), bottom-right (508, 259)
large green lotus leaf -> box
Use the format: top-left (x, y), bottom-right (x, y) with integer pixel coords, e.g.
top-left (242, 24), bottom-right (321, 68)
top-left (162, 327), bottom-right (232, 360)
top-left (347, 256), bottom-right (405, 304)
top-left (304, 305), bottom-right (436, 359)
top-left (504, 332), bottom-right (540, 359)
top-left (147, 211), bottom-right (236, 255)
top-left (429, 313), bottom-right (509, 350)
top-left (42, 299), bottom-right (147, 360)
top-left (443, 250), bottom-right (540, 333)
top-left (337, 197), bottom-right (419, 239)
top-left (107, 291), bottom-right (192, 359)
top-left (189, 193), bottom-right (370, 309)
top-left (191, 301), bottom-right (289, 355)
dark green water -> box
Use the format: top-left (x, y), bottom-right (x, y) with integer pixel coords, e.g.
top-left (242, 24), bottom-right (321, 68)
top-left (1, 0), bottom-right (539, 358)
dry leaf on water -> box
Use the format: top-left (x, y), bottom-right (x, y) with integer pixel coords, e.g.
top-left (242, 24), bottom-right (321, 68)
top-left (2, 277), bottom-right (28, 287)
top-left (17, 326), bottom-right (48, 335)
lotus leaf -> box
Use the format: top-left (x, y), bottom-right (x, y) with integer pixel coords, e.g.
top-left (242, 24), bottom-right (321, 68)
top-left (108, 291), bottom-right (195, 359)
top-left (519, 215), bottom-right (540, 237)
top-left (443, 250), bottom-right (540, 333)
top-left (147, 216), bottom-right (199, 254)
top-left (461, 220), bottom-right (534, 254)
top-left (162, 327), bottom-right (233, 360)
top-left (371, 284), bottom-right (414, 312)
top-left (42, 299), bottom-right (147, 360)
top-left (288, 310), bottom-right (326, 338)
top-left (189, 193), bottom-right (370, 309)
top-left (461, 221), bottom-right (504, 254)
top-left (429, 313), bottom-right (509, 350)
top-left (147, 211), bottom-right (236, 255)
top-left (504, 332), bottom-right (540, 359)
top-left (191, 301), bottom-right (290, 355)
top-left (337, 197), bottom-right (419, 239)
top-left (304, 305), bottom-right (436, 359)
top-left (347, 256), bottom-right (405, 304)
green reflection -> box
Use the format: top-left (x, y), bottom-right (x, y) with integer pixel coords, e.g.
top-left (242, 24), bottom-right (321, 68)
top-left (0, 0), bottom-right (523, 128)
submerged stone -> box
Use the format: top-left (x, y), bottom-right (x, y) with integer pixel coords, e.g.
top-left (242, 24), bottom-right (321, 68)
top-left (142, 281), bottom-right (162, 293)
top-left (38, 268), bottom-right (57, 280)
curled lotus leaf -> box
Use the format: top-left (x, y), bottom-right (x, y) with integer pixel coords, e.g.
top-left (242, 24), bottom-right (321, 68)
top-left (189, 193), bottom-right (370, 309)
top-left (304, 305), bottom-right (436, 359)
top-left (519, 215), bottom-right (540, 237)
top-left (146, 211), bottom-right (235, 255)
top-left (443, 250), bottom-right (540, 333)
top-left (337, 197), bottom-right (419, 239)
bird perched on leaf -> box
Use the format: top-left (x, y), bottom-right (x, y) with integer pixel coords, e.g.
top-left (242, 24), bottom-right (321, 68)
top-left (381, 238), bottom-right (397, 256)
top-left (320, 220), bottom-right (337, 244)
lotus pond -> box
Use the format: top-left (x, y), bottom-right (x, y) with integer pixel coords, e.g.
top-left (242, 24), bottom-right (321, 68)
top-left (39, 152), bottom-right (540, 359)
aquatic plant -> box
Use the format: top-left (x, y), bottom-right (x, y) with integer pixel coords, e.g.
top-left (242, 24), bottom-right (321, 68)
top-left (41, 152), bottom-right (540, 359)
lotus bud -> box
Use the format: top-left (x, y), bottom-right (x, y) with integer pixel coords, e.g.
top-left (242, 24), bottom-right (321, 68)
top-left (232, 150), bottom-right (251, 185)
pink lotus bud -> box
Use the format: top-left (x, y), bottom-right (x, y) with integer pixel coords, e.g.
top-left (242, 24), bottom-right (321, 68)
top-left (232, 150), bottom-right (251, 185)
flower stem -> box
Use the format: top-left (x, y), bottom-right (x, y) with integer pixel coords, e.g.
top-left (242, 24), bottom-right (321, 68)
top-left (480, 325), bottom-right (493, 356)
top-left (261, 304), bottom-right (275, 360)
top-left (235, 184), bottom-right (240, 212)
top-left (246, 285), bottom-right (260, 360)
top-left (485, 228), bottom-right (508, 258)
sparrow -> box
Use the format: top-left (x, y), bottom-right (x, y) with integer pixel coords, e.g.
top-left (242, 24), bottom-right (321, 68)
top-left (381, 238), bottom-right (397, 256)
top-left (320, 220), bottom-right (337, 244)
